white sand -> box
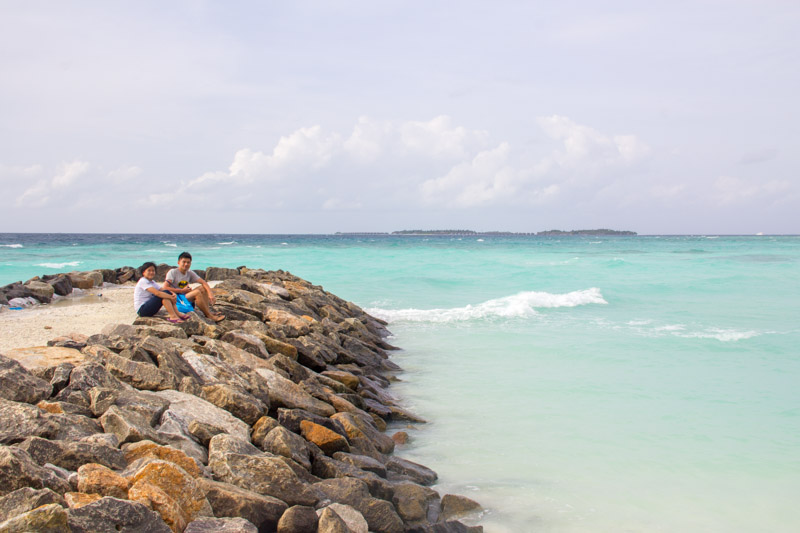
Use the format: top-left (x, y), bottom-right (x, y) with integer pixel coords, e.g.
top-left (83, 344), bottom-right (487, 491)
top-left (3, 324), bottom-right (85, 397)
top-left (0, 285), bottom-right (137, 353)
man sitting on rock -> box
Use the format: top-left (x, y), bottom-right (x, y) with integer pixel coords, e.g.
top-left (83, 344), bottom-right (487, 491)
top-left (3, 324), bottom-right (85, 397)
top-left (162, 252), bottom-right (225, 322)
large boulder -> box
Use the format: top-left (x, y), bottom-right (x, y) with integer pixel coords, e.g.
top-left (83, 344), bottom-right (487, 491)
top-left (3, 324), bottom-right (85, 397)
top-left (0, 487), bottom-right (65, 522)
top-left (208, 434), bottom-right (319, 507)
top-left (100, 405), bottom-right (162, 445)
top-left (276, 505), bottom-right (318, 533)
top-left (15, 436), bottom-right (126, 471)
top-left (300, 421), bottom-right (350, 456)
top-left (317, 503), bottom-right (368, 533)
top-left (77, 463), bottom-right (130, 499)
top-left (154, 390), bottom-right (251, 443)
top-left (261, 426), bottom-right (313, 471)
top-left (313, 478), bottom-right (403, 533)
top-left (205, 267), bottom-right (240, 281)
top-left (0, 445), bottom-right (71, 497)
top-left (24, 280), bottom-right (55, 303)
top-left (255, 369), bottom-right (335, 417)
top-left (66, 496), bottom-right (172, 532)
top-left (0, 399), bottom-right (59, 444)
top-left (0, 354), bottom-right (52, 404)
top-left (197, 478), bottom-right (288, 532)
top-left (0, 502), bottom-right (69, 531)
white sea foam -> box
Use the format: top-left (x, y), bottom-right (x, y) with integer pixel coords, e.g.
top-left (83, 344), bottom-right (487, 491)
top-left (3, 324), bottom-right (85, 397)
top-left (218, 241), bottom-right (236, 245)
top-left (36, 261), bottom-right (80, 269)
top-left (164, 243), bottom-right (177, 247)
top-left (1, 244), bottom-right (23, 248)
top-left (368, 288), bottom-right (607, 323)
top-left (679, 328), bottom-right (760, 342)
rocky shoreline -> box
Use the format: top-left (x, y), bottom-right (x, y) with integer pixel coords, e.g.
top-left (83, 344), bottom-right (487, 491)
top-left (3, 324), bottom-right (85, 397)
top-left (0, 265), bottom-right (483, 532)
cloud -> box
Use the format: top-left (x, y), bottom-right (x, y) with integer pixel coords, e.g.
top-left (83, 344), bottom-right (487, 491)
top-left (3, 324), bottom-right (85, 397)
top-left (713, 175), bottom-right (792, 205)
top-left (15, 160), bottom-right (90, 207)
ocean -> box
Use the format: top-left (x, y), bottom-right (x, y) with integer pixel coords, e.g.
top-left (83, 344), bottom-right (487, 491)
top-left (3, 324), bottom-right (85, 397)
top-left (1, 233), bottom-right (799, 532)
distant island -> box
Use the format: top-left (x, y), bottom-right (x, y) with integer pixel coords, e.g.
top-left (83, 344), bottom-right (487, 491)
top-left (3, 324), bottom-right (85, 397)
top-left (335, 229), bottom-right (637, 236)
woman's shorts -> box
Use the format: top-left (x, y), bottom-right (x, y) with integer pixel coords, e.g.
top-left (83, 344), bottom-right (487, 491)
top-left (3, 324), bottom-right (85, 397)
top-left (137, 291), bottom-right (173, 317)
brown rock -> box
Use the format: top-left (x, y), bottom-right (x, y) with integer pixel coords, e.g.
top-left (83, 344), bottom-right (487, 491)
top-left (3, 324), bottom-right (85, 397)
top-left (0, 354), bottom-right (53, 404)
top-left (100, 405), bottom-right (162, 445)
top-left (256, 369), bottom-right (335, 417)
top-left (316, 506), bottom-right (350, 533)
top-left (77, 463), bottom-right (130, 499)
top-left (250, 416), bottom-right (280, 449)
top-left (201, 383), bottom-right (266, 425)
top-left (197, 477), bottom-right (288, 532)
top-left (15, 436), bottom-right (126, 471)
top-left (221, 331), bottom-right (269, 359)
top-left (65, 491), bottom-right (103, 508)
top-left (0, 445), bottom-right (71, 497)
top-left (440, 494), bottom-right (482, 521)
top-left (277, 505), bottom-right (318, 533)
top-left (123, 441), bottom-right (201, 478)
top-left (128, 460), bottom-right (212, 524)
top-left (0, 502), bottom-right (68, 532)
top-left (185, 517), bottom-right (258, 533)
top-left (391, 482), bottom-right (440, 524)
top-left (299, 420), bottom-right (351, 456)
top-left (2, 346), bottom-right (86, 374)
top-left (0, 487), bottom-right (65, 521)
top-left (127, 480), bottom-right (187, 533)
top-left (391, 431), bottom-right (409, 445)
top-left (320, 370), bottom-right (359, 391)
top-left (261, 426), bottom-right (312, 470)
top-left (386, 456), bottom-right (437, 486)
top-left (25, 280), bottom-right (55, 303)
top-left (316, 503), bottom-right (368, 533)
top-left (66, 496), bottom-right (173, 533)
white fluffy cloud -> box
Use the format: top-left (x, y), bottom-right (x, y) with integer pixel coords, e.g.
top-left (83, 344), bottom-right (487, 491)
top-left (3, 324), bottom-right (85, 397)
top-left (15, 160), bottom-right (90, 207)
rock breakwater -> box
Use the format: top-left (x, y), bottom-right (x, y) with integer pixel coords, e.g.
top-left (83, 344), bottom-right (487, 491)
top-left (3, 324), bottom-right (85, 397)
top-left (0, 266), bottom-right (483, 532)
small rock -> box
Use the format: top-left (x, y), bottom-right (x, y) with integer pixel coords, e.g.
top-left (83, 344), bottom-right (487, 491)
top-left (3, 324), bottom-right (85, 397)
top-left (77, 463), bottom-right (130, 499)
top-left (185, 517), bottom-right (259, 533)
top-left (440, 494), bottom-right (482, 521)
top-left (316, 503), bottom-right (368, 533)
top-left (277, 505), bottom-right (319, 533)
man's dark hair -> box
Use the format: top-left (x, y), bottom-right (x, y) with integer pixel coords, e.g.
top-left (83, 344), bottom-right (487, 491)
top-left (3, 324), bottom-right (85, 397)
top-left (140, 261), bottom-right (156, 272)
top-left (178, 252), bottom-right (192, 261)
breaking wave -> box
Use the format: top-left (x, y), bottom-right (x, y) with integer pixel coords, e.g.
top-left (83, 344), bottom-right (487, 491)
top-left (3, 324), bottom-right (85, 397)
top-left (368, 288), bottom-right (607, 323)
top-left (36, 261), bottom-right (80, 269)
top-left (1, 244), bottom-right (23, 248)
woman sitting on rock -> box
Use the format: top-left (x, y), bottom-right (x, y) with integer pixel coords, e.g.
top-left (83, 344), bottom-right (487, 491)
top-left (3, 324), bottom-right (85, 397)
top-left (133, 262), bottom-right (187, 323)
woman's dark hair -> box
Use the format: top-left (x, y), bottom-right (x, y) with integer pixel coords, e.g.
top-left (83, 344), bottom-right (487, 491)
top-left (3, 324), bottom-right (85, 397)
top-left (178, 251), bottom-right (192, 261)
top-left (140, 261), bottom-right (156, 272)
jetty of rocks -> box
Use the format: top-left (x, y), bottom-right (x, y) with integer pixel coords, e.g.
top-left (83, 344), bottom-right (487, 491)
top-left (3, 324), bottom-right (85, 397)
top-left (0, 266), bottom-right (483, 532)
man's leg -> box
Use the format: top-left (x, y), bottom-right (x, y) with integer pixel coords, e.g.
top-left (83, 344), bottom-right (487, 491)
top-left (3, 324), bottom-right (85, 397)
top-left (187, 288), bottom-right (223, 321)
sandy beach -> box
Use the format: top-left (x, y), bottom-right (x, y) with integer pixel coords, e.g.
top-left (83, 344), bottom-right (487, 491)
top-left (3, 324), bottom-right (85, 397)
top-left (0, 284), bottom-right (136, 353)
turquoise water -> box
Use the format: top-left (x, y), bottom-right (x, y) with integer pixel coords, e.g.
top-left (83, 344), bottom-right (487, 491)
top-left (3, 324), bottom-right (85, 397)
top-left (2, 234), bottom-right (799, 532)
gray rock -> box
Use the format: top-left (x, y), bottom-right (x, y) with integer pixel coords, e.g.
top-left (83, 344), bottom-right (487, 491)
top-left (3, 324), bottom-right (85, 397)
top-left (256, 369), bottom-right (335, 417)
top-left (0, 445), bottom-right (71, 497)
top-left (262, 426), bottom-right (312, 471)
top-left (185, 517), bottom-right (259, 533)
top-left (47, 275), bottom-right (73, 296)
top-left (188, 419), bottom-right (226, 447)
top-left (0, 354), bottom-right (53, 404)
top-left (205, 266), bottom-right (240, 281)
top-left (101, 351), bottom-right (179, 391)
top-left (48, 412), bottom-right (103, 441)
top-left (310, 455), bottom-right (394, 502)
top-left (277, 505), bottom-right (318, 533)
top-left (0, 399), bottom-right (58, 444)
top-left (200, 383), bottom-right (267, 425)
top-left (15, 436), bottom-right (126, 471)
top-left (332, 452), bottom-right (387, 477)
top-left (24, 280), bottom-right (55, 303)
top-left (0, 502), bottom-right (69, 532)
top-left (67, 496), bottom-right (172, 532)
top-left (313, 478), bottom-right (403, 533)
top-left (208, 434), bottom-right (319, 507)
top-left (386, 456), bottom-right (437, 486)
top-left (198, 477), bottom-right (288, 532)
top-left (154, 389), bottom-right (250, 443)
top-left (0, 487), bottom-right (65, 522)
top-left (100, 405), bottom-right (162, 445)
top-left (221, 331), bottom-right (270, 359)
top-left (316, 503), bottom-right (368, 533)
top-left (316, 506), bottom-right (350, 533)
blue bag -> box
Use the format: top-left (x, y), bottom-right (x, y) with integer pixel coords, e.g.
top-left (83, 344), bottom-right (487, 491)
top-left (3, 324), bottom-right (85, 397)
top-left (176, 294), bottom-right (194, 314)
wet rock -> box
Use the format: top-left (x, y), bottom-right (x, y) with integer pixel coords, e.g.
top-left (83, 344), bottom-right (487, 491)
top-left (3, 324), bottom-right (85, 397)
top-left (208, 434), bottom-right (319, 506)
top-left (77, 463), bottom-right (130, 499)
top-left (15, 436), bottom-right (126, 471)
top-left (100, 405), bottom-right (162, 445)
top-left (386, 456), bottom-right (437, 486)
top-left (0, 502), bottom-right (68, 532)
top-left (185, 517), bottom-right (259, 533)
top-left (0, 487), bottom-right (65, 522)
top-left (316, 503), bottom-right (368, 533)
top-left (0, 445), bottom-right (71, 497)
top-left (391, 431), bottom-right (409, 446)
top-left (261, 426), bottom-right (312, 470)
top-left (256, 369), bottom-right (335, 417)
top-left (66, 496), bottom-right (172, 532)
top-left (277, 505), bottom-right (318, 533)
top-left (0, 399), bottom-right (58, 444)
top-left (198, 477), bottom-right (288, 532)
top-left (392, 483), bottom-right (440, 524)
top-left (154, 389), bottom-right (251, 443)
top-left (0, 354), bottom-right (52, 404)
top-left (440, 494), bottom-right (482, 521)
top-left (300, 421), bottom-right (350, 456)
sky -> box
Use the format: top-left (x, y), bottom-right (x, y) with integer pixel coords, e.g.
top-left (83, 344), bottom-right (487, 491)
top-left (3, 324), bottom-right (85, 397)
top-left (1, 1), bottom-right (798, 234)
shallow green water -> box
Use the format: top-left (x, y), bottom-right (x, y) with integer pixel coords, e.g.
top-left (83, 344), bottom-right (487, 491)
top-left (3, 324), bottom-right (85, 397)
top-left (2, 234), bottom-right (799, 532)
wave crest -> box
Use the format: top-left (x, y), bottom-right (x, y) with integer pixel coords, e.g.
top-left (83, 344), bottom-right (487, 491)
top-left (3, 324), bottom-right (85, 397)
top-left (1, 244), bottom-right (23, 248)
top-left (368, 288), bottom-right (606, 323)
top-left (36, 261), bottom-right (80, 269)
